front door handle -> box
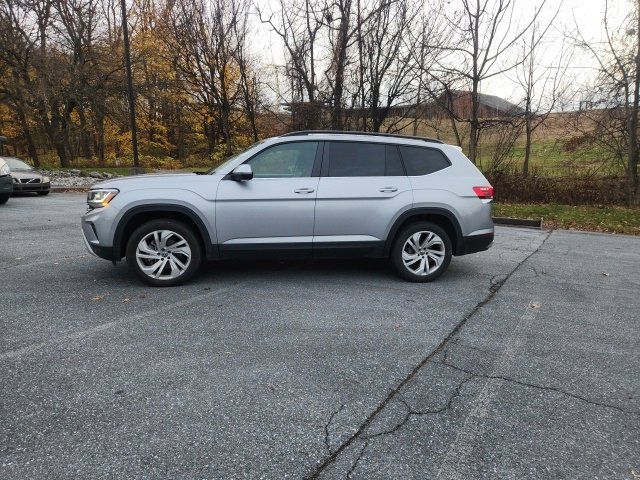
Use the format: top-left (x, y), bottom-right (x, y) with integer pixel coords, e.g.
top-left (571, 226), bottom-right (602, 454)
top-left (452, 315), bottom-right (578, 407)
top-left (294, 187), bottom-right (315, 194)
top-left (379, 187), bottom-right (398, 193)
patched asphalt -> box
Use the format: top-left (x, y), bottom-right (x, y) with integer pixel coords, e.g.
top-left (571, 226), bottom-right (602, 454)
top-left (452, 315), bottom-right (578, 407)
top-left (1, 193), bottom-right (638, 479)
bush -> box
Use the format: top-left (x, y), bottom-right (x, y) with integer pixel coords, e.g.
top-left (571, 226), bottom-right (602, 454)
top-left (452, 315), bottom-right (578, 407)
top-left (487, 172), bottom-right (629, 206)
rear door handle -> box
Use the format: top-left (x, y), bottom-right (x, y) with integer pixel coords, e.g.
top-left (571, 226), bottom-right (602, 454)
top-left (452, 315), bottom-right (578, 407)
top-left (294, 187), bottom-right (315, 194)
top-left (379, 187), bottom-right (398, 193)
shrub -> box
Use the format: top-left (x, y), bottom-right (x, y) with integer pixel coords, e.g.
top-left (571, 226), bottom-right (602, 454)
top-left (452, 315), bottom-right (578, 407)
top-left (487, 172), bottom-right (629, 206)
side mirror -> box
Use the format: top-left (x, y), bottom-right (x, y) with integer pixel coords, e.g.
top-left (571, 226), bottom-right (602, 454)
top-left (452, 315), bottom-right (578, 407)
top-left (231, 164), bottom-right (253, 181)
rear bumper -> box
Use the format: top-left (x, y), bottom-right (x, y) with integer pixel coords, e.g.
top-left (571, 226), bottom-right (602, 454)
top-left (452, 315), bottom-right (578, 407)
top-left (456, 232), bottom-right (494, 255)
top-left (13, 181), bottom-right (50, 192)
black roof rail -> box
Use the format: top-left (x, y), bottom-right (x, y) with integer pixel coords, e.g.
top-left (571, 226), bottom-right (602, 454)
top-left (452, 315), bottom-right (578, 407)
top-left (279, 130), bottom-right (444, 144)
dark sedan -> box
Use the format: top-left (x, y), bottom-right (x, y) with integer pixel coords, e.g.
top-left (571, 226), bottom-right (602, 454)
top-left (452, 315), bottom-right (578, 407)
top-left (0, 157), bottom-right (12, 204)
top-left (3, 157), bottom-right (50, 195)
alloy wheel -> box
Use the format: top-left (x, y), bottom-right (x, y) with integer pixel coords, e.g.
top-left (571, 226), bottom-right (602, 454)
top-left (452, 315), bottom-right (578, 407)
top-left (401, 230), bottom-right (445, 276)
top-left (135, 230), bottom-right (192, 280)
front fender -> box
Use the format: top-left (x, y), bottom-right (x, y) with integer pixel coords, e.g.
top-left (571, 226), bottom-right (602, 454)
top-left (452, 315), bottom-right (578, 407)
top-left (110, 193), bottom-right (216, 260)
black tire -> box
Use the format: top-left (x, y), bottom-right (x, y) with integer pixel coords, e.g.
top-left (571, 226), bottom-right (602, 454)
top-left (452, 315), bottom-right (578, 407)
top-left (0, 194), bottom-right (8, 205)
top-left (125, 219), bottom-right (202, 287)
top-left (37, 190), bottom-right (50, 196)
top-left (390, 221), bottom-right (452, 282)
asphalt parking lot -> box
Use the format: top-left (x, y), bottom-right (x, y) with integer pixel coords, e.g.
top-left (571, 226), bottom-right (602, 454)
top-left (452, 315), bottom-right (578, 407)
top-left (1, 193), bottom-right (639, 479)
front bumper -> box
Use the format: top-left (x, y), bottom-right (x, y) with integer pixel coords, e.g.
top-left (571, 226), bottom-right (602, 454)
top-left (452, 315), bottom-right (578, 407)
top-left (12, 181), bottom-right (50, 193)
top-left (0, 175), bottom-right (13, 194)
top-left (80, 206), bottom-right (120, 263)
top-left (81, 214), bottom-right (115, 261)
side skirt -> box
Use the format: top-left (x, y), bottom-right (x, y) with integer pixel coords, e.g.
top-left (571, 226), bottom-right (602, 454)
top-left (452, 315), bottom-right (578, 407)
top-left (218, 241), bottom-right (386, 260)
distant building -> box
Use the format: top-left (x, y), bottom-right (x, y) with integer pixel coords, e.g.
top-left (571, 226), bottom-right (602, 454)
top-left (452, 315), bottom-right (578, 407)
top-left (281, 90), bottom-right (522, 129)
top-left (434, 90), bottom-right (523, 118)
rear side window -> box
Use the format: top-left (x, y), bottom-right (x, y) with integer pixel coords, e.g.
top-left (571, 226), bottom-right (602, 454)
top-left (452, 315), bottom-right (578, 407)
top-left (385, 146), bottom-right (405, 176)
top-left (399, 146), bottom-right (450, 176)
top-left (326, 142), bottom-right (406, 177)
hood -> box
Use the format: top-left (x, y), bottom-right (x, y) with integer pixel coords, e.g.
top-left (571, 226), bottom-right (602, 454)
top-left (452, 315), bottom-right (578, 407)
top-left (92, 172), bottom-right (202, 190)
top-left (11, 170), bottom-right (43, 180)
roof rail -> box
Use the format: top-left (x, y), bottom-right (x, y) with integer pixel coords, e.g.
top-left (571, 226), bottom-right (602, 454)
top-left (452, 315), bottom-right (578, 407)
top-left (280, 130), bottom-right (444, 144)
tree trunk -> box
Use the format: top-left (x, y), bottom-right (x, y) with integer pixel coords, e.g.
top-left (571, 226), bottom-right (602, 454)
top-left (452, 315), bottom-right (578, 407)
top-left (77, 107), bottom-right (93, 159)
top-left (42, 102), bottom-right (71, 168)
top-left (16, 102), bottom-right (40, 167)
top-left (523, 116), bottom-right (532, 176)
top-left (176, 105), bottom-right (186, 161)
top-left (469, 79), bottom-right (480, 164)
top-left (330, 0), bottom-right (351, 130)
top-left (96, 110), bottom-right (106, 166)
top-left (628, 3), bottom-right (640, 206)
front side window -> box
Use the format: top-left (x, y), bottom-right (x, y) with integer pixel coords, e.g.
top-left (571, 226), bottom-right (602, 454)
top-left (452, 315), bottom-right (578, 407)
top-left (328, 141), bottom-right (401, 177)
top-left (399, 146), bottom-right (450, 176)
top-left (247, 142), bottom-right (318, 178)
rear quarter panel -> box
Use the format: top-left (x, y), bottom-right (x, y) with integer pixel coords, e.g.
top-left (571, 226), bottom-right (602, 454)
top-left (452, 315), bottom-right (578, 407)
top-left (408, 146), bottom-right (493, 237)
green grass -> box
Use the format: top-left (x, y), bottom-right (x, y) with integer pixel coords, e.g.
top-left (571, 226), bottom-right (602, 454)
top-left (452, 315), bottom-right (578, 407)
top-left (476, 139), bottom-right (619, 177)
top-left (493, 203), bottom-right (640, 235)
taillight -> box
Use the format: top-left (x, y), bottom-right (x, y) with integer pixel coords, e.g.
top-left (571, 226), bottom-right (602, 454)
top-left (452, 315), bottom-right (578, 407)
top-left (473, 186), bottom-right (494, 199)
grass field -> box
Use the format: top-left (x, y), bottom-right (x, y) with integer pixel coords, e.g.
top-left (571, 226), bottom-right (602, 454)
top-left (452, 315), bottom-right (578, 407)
top-left (493, 203), bottom-right (640, 235)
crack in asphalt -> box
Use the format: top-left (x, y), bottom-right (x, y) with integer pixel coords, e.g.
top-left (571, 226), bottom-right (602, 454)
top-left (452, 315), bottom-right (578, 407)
top-left (339, 374), bottom-right (475, 479)
top-left (324, 404), bottom-right (346, 454)
top-left (345, 440), bottom-right (368, 479)
top-left (305, 230), bottom-right (553, 479)
top-left (437, 359), bottom-right (640, 417)
top-left (363, 374), bottom-right (474, 441)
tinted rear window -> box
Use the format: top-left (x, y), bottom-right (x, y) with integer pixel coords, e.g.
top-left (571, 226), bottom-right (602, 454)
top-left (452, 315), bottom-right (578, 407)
top-left (385, 146), bottom-right (405, 176)
top-left (327, 142), bottom-right (406, 177)
top-left (328, 142), bottom-right (385, 177)
top-left (399, 146), bottom-right (450, 176)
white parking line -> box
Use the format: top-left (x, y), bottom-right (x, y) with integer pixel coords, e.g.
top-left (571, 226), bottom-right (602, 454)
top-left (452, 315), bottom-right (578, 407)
top-left (435, 302), bottom-right (540, 480)
top-left (0, 284), bottom-right (236, 362)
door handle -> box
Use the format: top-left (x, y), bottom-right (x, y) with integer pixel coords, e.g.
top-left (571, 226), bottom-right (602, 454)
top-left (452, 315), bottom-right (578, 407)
top-left (379, 187), bottom-right (398, 193)
top-left (294, 187), bottom-right (315, 194)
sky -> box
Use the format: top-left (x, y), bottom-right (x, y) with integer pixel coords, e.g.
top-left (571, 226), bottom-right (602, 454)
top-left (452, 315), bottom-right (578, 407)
top-left (249, 0), bottom-right (629, 108)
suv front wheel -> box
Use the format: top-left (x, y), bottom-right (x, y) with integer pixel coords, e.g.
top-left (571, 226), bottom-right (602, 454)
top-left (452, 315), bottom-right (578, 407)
top-left (126, 219), bottom-right (202, 287)
top-left (391, 222), bottom-right (452, 282)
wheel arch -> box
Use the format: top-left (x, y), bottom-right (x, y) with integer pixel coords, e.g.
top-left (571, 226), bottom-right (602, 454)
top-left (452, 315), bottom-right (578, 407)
top-left (384, 207), bottom-right (464, 256)
top-left (113, 204), bottom-right (216, 262)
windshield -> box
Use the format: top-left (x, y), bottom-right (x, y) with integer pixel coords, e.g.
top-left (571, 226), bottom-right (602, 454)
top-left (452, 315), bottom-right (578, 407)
top-left (208, 140), bottom-right (266, 174)
top-left (4, 157), bottom-right (33, 171)
top-left (208, 153), bottom-right (240, 174)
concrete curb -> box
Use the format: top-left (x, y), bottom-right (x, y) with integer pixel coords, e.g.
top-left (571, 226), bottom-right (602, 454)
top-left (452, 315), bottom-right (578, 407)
top-left (493, 216), bottom-right (543, 229)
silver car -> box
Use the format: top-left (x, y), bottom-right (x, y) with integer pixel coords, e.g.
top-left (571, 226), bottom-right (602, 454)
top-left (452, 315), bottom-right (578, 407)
top-left (81, 131), bottom-right (494, 286)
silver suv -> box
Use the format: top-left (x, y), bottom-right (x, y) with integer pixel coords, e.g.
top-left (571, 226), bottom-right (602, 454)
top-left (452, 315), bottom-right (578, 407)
top-left (81, 131), bottom-right (494, 286)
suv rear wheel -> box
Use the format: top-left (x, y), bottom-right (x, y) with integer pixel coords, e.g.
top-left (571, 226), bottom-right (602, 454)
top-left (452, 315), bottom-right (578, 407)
top-left (126, 219), bottom-right (202, 287)
top-left (391, 221), bottom-right (452, 282)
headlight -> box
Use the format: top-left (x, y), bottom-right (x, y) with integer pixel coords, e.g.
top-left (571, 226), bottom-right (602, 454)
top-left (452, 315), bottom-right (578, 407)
top-left (13, 176), bottom-right (19, 183)
top-left (42, 176), bottom-right (50, 183)
top-left (87, 188), bottom-right (119, 209)
top-left (0, 163), bottom-right (9, 176)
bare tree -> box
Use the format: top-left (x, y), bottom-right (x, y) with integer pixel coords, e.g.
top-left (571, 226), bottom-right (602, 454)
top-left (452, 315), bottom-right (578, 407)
top-left (257, 0), bottom-right (323, 111)
top-left (360, 0), bottom-right (417, 132)
top-left (573, 0), bottom-right (639, 205)
top-left (169, 0), bottom-right (248, 155)
top-left (514, 16), bottom-right (571, 176)
top-left (433, 0), bottom-right (547, 162)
